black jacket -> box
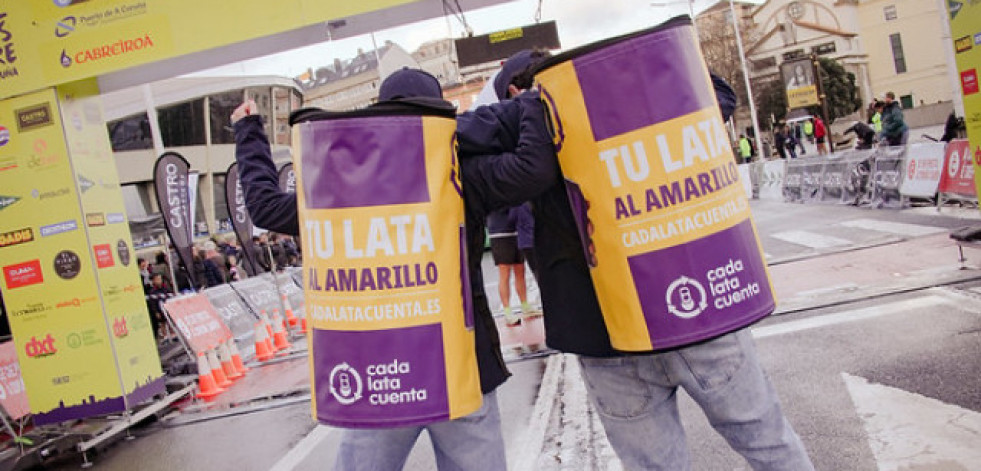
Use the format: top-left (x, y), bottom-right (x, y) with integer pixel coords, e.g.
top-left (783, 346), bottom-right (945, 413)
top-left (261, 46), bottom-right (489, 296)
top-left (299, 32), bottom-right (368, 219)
top-left (233, 94), bottom-right (555, 393)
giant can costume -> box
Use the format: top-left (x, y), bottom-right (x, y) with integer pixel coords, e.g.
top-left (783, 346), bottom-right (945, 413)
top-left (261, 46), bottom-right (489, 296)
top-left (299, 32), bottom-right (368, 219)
top-left (291, 98), bottom-right (481, 428)
top-left (534, 17), bottom-right (776, 351)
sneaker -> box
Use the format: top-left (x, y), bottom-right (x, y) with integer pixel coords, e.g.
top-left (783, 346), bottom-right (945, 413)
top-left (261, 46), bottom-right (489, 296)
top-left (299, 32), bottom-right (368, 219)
top-left (503, 307), bottom-right (522, 326)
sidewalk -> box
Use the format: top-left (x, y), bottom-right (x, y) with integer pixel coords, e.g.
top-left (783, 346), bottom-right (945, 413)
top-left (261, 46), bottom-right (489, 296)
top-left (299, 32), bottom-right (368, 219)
top-left (519, 230), bottom-right (981, 470)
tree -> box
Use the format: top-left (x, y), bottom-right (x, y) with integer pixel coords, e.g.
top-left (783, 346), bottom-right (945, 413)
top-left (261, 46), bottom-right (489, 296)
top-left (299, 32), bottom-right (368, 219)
top-left (755, 56), bottom-right (861, 125)
top-left (808, 57), bottom-right (862, 124)
top-left (696, 4), bottom-right (760, 130)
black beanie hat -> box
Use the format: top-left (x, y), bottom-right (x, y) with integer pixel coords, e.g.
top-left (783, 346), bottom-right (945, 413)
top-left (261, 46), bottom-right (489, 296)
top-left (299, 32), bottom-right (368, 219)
top-left (378, 67), bottom-right (443, 101)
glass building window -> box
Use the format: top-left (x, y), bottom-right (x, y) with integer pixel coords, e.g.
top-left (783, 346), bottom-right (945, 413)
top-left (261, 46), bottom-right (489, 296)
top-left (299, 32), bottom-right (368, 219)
top-left (274, 87), bottom-right (291, 145)
top-left (890, 33), bottom-right (906, 74)
top-left (107, 113), bottom-right (153, 151)
top-left (158, 99), bottom-right (206, 147)
top-left (884, 5), bottom-right (897, 21)
top-left (212, 174), bottom-right (231, 233)
top-left (900, 95), bottom-right (913, 109)
top-left (209, 90), bottom-right (243, 145)
top-left (246, 87), bottom-right (274, 137)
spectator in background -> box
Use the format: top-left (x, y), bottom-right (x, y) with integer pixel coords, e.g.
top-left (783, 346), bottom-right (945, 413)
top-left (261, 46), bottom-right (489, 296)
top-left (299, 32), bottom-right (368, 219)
top-left (880, 92), bottom-right (908, 146)
top-left (224, 234), bottom-right (242, 259)
top-left (269, 233), bottom-right (289, 270)
top-left (226, 254), bottom-right (248, 281)
top-left (138, 257), bottom-right (152, 289)
top-left (813, 117), bottom-right (828, 155)
top-left (146, 273), bottom-right (171, 340)
top-left (204, 240), bottom-right (229, 282)
top-left (773, 127), bottom-right (788, 159)
top-left (803, 118), bottom-right (814, 144)
top-left (738, 134), bottom-right (752, 163)
top-left (253, 234), bottom-right (272, 272)
top-left (844, 121), bottom-right (876, 150)
top-left (784, 127), bottom-right (798, 159)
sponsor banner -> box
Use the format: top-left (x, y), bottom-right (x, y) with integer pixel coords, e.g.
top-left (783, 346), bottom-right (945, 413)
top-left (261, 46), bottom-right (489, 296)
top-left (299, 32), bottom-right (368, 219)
top-left (820, 156), bottom-right (849, 203)
top-left (153, 152), bottom-right (194, 284)
top-left (229, 274), bottom-right (286, 317)
top-left (0, 87), bottom-right (127, 424)
top-left (162, 294), bottom-right (232, 354)
top-left (54, 79), bottom-right (163, 421)
top-left (278, 162), bottom-right (296, 194)
top-left (0, 342), bottom-right (31, 420)
top-left (871, 147), bottom-right (906, 208)
top-left (294, 106), bottom-right (480, 428)
top-left (0, 1), bottom-right (415, 100)
top-left (938, 139), bottom-right (977, 197)
top-left (781, 58), bottom-right (820, 108)
top-left (224, 163), bottom-right (259, 276)
top-left (534, 18), bottom-right (775, 351)
top-left (759, 160), bottom-right (786, 201)
top-left (900, 142), bottom-right (945, 198)
top-left (799, 158), bottom-right (825, 203)
top-left (201, 285), bottom-right (258, 359)
top-left (946, 1), bottom-right (981, 197)
top-left (0, 228), bottom-right (34, 248)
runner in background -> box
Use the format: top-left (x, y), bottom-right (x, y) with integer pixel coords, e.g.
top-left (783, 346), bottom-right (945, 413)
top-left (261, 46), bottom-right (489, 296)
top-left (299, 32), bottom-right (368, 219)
top-left (488, 207), bottom-right (532, 326)
top-left (738, 134), bottom-right (752, 163)
top-left (813, 116), bottom-right (828, 155)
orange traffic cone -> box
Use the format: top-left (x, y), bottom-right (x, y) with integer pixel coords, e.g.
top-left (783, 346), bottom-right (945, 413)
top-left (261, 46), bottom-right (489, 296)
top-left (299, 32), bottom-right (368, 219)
top-left (260, 310), bottom-right (274, 338)
top-left (272, 309), bottom-right (287, 333)
top-left (227, 339), bottom-right (249, 374)
top-left (207, 348), bottom-right (233, 388)
top-left (218, 342), bottom-right (243, 380)
top-left (195, 352), bottom-right (224, 399)
top-left (271, 314), bottom-right (292, 352)
top-left (253, 322), bottom-right (274, 362)
top-left (282, 294), bottom-right (298, 328)
top-left (300, 316), bottom-right (308, 333)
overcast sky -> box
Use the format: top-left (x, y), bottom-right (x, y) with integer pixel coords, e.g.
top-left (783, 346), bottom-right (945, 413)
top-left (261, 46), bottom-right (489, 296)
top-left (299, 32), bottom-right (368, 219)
top-left (189, 0), bottom-right (763, 78)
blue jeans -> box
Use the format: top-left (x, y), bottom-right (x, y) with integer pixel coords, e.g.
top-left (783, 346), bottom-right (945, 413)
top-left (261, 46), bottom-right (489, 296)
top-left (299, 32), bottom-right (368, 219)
top-left (578, 329), bottom-right (814, 471)
top-left (332, 391), bottom-right (506, 471)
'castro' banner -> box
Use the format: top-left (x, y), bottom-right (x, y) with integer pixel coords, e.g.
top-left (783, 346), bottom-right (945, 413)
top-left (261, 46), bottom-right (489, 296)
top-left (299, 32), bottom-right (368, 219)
top-left (153, 152), bottom-right (194, 286)
top-left (225, 163), bottom-right (259, 276)
top-left (292, 101), bottom-right (480, 428)
top-left (534, 18), bottom-right (776, 352)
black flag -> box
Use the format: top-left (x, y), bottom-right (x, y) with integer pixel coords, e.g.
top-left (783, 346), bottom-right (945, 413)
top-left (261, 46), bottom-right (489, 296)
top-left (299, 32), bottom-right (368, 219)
top-left (153, 152), bottom-right (194, 286)
top-left (225, 162), bottom-right (260, 275)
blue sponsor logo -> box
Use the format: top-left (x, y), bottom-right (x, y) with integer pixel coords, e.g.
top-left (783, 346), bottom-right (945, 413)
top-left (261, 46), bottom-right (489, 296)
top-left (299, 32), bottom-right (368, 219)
top-left (55, 17), bottom-right (77, 38)
top-left (975, 33), bottom-right (981, 46)
top-left (40, 220), bottom-right (78, 237)
top-left (106, 213), bottom-right (125, 224)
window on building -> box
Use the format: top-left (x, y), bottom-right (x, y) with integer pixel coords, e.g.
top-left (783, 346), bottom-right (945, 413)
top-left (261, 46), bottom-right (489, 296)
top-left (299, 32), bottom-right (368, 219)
top-left (246, 87), bottom-right (274, 137)
top-left (900, 94), bottom-right (913, 109)
top-left (273, 87), bottom-right (292, 145)
top-left (752, 57), bottom-right (777, 71)
top-left (884, 5), bottom-right (897, 21)
top-left (158, 99), bottom-right (206, 147)
top-left (889, 33), bottom-right (907, 74)
top-left (107, 113), bottom-right (153, 151)
top-left (212, 174), bottom-right (230, 233)
top-left (209, 90), bottom-right (243, 145)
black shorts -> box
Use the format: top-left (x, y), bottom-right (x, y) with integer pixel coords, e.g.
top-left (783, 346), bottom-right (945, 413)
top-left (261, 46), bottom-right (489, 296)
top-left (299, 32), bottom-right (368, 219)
top-left (816, 136), bottom-right (826, 144)
top-left (490, 237), bottom-right (523, 265)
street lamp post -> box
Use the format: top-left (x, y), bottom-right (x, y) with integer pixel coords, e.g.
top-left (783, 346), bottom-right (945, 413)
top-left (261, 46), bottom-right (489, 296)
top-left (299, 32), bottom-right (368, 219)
top-left (728, 0), bottom-right (763, 160)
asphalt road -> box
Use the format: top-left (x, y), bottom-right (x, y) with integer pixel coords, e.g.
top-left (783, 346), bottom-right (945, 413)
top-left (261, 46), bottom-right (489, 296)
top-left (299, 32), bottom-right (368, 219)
top-left (39, 199), bottom-right (981, 470)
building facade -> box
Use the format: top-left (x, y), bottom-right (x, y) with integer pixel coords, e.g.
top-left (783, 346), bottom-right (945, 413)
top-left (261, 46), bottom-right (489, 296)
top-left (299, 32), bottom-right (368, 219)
top-left (856, 0), bottom-right (953, 109)
top-left (102, 76), bottom-right (301, 244)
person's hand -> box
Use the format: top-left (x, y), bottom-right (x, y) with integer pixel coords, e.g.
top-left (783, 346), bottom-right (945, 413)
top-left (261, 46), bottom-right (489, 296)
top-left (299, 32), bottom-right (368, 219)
top-left (231, 100), bottom-right (257, 125)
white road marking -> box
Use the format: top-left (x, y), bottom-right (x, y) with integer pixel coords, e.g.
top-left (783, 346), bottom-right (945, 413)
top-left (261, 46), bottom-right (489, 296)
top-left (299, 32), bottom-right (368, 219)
top-left (770, 230), bottom-right (852, 249)
top-left (270, 424), bottom-right (335, 471)
top-left (838, 219), bottom-right (946, 237)
top-left (513, 353), bottom-right (566, 471)
top-left (842, 373), bottom-right (981, 471)
top-left (753, 295), bottom-right (948, 339)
